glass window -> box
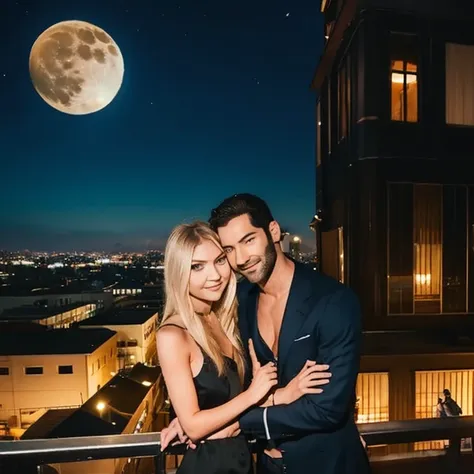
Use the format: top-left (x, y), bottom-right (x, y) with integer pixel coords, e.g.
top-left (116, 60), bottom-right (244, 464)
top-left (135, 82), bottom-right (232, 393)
top-left (416, 370), bottom-right (473, 450)
top-left (388, 183), bottom-right (469, 315)
top-left (413, 185), bottom-right (442, 313)
top-left (443, 186), bottom-right (468, 312)
top-left (355, 373), bottom-right (389, 423)
top-left (446, 43), bottom-right (474, 126)
top-left (387, 183), bottom-right (414, 314)
top-left (390, 33), bottom-right (418, 122)
top-left (25, 367), bottom-right (43, 375)
top-left (58, 365), bottom-right (73, 374)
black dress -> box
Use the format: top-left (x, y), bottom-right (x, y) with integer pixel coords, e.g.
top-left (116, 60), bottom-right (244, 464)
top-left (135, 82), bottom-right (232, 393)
top-left (172, 354), bottom-right (253, 474)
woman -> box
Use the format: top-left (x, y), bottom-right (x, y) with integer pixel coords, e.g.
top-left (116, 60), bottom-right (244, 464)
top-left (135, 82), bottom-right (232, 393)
top-left (156, 222), bottom-right (329, 474)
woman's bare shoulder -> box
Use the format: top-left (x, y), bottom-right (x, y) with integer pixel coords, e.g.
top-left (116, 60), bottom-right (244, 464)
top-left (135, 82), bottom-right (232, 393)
top-left (157, 318), bottom-right (187, 344)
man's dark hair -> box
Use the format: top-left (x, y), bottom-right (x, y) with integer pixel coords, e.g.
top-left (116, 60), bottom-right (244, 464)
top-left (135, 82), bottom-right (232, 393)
top-left (209, 193), bottom-right (274, 232)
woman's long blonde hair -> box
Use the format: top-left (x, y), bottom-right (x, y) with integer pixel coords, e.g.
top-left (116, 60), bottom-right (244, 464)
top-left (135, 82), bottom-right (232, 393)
top-left (160, 221), bottom-right (246, 383)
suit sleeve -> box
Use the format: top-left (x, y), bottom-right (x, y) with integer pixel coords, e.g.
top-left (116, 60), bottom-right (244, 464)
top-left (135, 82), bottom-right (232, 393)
top-left (239, 288), bottom-right (361, 438)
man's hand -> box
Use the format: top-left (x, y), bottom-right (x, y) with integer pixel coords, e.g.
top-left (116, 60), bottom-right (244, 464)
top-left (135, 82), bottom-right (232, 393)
top-left (160, 418), bottom-right (189, 451)
top-left (275, 360), bottom-right (331, 405)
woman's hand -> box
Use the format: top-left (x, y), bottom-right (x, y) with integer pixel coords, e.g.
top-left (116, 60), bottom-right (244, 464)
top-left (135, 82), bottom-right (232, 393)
top-left (248, 338), bottom-right (261, 377)
top-left (275, 360), bottom-right (331, 405)
top-left (247, 361), bottom-right (278, 405)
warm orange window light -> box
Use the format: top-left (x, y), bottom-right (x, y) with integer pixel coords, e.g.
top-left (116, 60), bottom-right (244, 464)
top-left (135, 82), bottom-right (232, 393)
top-left (390, 33), bottom-right (419, 122)
top-left (355, 373), bottom-right (389, 423)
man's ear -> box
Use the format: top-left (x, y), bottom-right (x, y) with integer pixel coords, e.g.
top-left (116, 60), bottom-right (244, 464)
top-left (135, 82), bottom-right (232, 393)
top-left (268, 221), bottom-right (281, 243)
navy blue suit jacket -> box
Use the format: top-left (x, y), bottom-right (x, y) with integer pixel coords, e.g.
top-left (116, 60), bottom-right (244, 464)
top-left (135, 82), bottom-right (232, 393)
top-left (237, 262), bottom-right (370, 474)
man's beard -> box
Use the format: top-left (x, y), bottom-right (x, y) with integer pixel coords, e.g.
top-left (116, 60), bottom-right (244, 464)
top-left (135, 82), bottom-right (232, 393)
top-left (239, 241), bottom-right (277, 286)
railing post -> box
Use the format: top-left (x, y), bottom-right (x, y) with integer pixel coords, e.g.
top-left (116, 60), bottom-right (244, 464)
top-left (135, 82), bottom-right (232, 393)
top-left (445, 437), bottom-right (461, 474)
top-left (154, 452), bottom-right (167, 474)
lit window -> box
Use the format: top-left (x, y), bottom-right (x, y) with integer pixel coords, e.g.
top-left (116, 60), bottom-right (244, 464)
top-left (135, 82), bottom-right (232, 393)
top-left (413, 185), bottom-right (442, 313)
top-left (416, 370), bottom-right (473, 450)
top-left (355, 372), bottom-right (389, 423)
top-left (388, 183), bottom-right (469, 315)
top-left (390, 33), bottom-right (418, 122)
top-left (446, 43), bottom-right (474, 126)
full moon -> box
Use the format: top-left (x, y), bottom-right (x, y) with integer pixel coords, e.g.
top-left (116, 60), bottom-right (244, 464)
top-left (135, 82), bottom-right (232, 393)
top-left (29, 20), bottom-right (124, 115)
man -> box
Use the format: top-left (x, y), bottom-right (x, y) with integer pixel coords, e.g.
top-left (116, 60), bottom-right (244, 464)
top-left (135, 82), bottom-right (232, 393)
top-left (161, 194), bottom-right (370, 474)
top-left (443, 389), bottom-right (462, 417)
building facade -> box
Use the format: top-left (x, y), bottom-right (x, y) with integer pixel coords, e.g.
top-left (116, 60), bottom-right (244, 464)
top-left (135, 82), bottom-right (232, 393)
top-left (80, 309), bottom-right (158, 371)
top-left (0, 328), bottom-right (118, 436)
top-left (313, 0), bottom-right (474, 453)
top-left (0, 302), bottom-right (97, 328)
top-left (0, 291), bottom-right (114, 315)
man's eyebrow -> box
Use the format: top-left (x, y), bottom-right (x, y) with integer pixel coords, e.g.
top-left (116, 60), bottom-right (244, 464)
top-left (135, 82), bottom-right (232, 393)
top-left (238, 232), bottom-right (256, 244)
top-left (222, 232), bottom-right (256, 249)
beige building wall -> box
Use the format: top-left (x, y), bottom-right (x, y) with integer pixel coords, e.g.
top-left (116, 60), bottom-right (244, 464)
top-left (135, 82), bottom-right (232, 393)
top-left (0, 334), bottom-right (118, 427)
top-left (82, 313), bottom-right (158, 370)
top-left (86, 335), bottom-right (119, 398)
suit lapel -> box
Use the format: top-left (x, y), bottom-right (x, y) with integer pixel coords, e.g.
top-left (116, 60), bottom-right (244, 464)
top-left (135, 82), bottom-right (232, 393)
top-left (245, 286), bottom-right (260, 346)
top-left (277, 263), bottom-right (314, 377)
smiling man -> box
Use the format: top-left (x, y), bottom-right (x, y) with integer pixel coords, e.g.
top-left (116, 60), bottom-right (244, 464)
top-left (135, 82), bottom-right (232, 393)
top-left (161, 193), bottom-right (370, 474)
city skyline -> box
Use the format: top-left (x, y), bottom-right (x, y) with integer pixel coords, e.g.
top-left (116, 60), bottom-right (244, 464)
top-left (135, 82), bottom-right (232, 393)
top-left (0, 1), bottom-right (323, 251)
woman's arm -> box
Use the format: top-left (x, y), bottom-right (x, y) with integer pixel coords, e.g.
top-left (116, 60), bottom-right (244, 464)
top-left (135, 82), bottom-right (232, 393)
top-left (157, 326), bottom-right (276, 442)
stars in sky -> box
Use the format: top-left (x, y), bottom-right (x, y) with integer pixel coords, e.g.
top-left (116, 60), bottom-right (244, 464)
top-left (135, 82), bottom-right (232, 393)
top-left (1, 0), bottom-right (322, 250)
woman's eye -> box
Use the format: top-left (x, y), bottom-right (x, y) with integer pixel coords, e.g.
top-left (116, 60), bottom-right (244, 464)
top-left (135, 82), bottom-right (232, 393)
top-left (216, 256), bottom-right (227, 265)
top-left (191, 264), bottom-right (203, 271)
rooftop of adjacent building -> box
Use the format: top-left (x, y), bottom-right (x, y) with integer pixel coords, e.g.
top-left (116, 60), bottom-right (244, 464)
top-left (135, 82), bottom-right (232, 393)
top-left (107, 280), bottom-right (144, 290)
top-left (0, 327), bottom-right (116, 356)
top-left (0, 301), bottom-right (95, 321)
top-left (0, 283), bottom-right (108, 298)
top-left (21, 363), bottom-right (161, 439)
top-left (79, 308), bottom-right (158, 326)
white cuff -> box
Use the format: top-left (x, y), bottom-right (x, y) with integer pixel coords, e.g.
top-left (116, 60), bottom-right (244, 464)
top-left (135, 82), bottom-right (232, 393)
top-left (263, 407), bottom-right (271, 440)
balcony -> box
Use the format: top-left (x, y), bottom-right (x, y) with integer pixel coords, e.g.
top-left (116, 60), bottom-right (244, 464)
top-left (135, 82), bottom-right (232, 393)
top-left (1, 417), bottom-right (474, 474)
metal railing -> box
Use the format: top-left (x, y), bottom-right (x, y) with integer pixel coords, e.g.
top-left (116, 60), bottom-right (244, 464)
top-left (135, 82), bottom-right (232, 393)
top-left (1, 416), bottom-right (474, 473)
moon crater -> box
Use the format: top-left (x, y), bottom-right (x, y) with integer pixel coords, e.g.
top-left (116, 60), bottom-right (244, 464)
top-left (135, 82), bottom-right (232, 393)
top-left (29, 20), bottom-right (124, 115)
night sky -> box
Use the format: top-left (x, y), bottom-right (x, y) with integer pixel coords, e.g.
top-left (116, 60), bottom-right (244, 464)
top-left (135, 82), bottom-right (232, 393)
top-left (0, 0), bottom-right (323, 252)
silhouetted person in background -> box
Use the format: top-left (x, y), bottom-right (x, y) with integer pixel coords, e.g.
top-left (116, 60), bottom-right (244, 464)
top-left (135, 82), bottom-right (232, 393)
top-left (436, 397), bottom-right (447, 418)
top-left (443, 389), bottom-right (462, 417)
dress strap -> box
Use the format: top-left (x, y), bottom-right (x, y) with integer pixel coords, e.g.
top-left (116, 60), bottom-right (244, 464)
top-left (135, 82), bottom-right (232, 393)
top-left (160, 323), bottom-right (187, 331)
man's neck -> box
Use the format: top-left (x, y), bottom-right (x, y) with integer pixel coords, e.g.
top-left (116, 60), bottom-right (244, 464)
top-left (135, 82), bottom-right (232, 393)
top-left (259, 252), bottom-right (294, 297)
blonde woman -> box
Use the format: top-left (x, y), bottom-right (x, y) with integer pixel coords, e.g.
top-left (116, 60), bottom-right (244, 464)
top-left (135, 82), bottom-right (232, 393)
top-left (157, 222), bottom-right (328, 473)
